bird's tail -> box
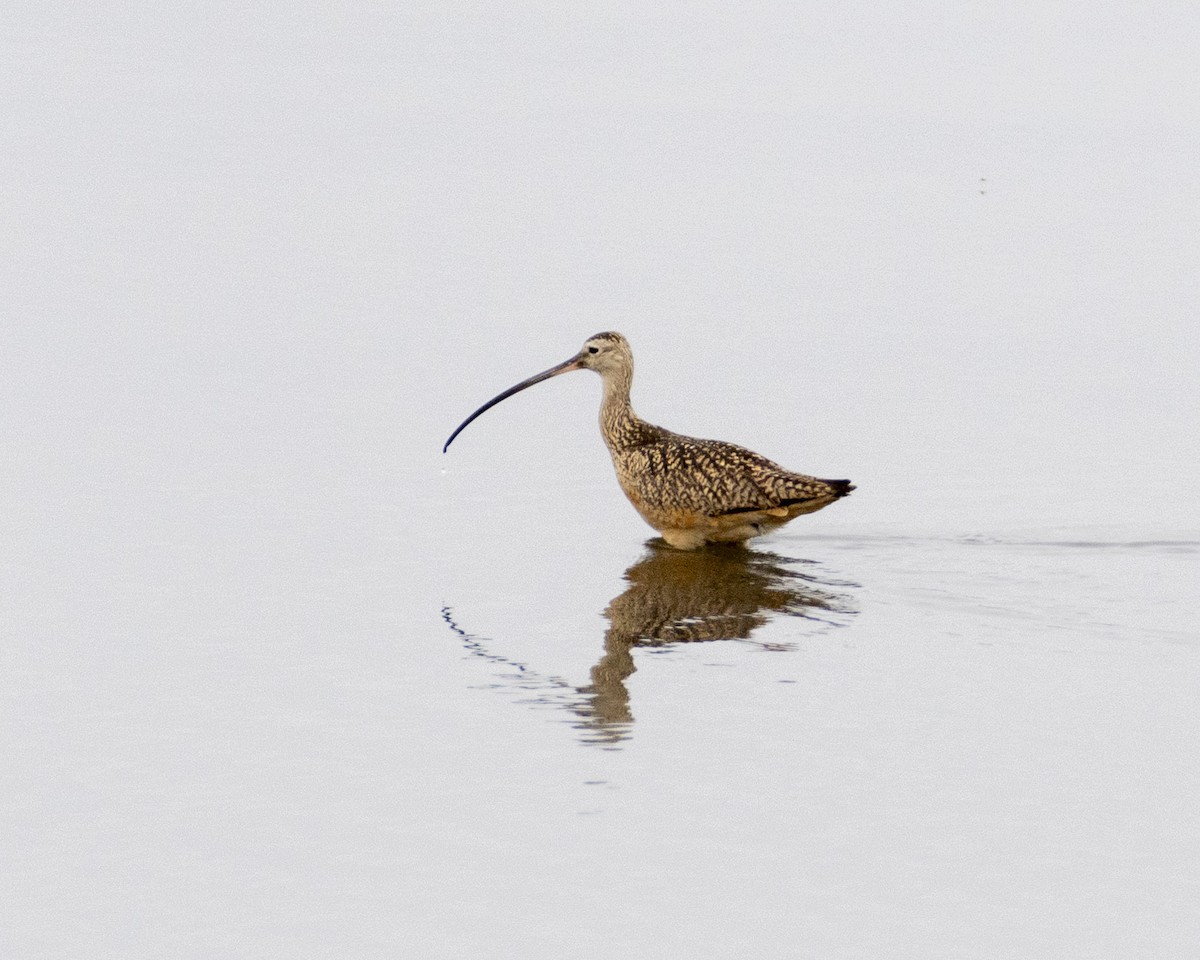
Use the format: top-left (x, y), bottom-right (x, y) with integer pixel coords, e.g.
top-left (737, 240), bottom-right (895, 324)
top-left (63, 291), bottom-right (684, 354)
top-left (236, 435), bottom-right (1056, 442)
top-left (823, 478), bottom-right (855, 498)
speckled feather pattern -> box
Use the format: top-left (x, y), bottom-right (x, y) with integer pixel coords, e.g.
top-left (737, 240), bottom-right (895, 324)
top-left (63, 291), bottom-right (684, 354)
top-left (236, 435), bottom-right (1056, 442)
top-left (445, 330), bottom-right (853, 548)
top-left (589, 332), bottom-right (853, 542)
top-left (602, 407), bottom-right (846, 523)
top-left (606, 421), bottom-right (841, 516)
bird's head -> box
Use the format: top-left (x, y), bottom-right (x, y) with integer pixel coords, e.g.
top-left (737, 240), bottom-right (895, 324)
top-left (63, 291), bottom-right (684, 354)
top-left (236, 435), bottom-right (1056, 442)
top-left (573, 331), bottom-right (633, 379)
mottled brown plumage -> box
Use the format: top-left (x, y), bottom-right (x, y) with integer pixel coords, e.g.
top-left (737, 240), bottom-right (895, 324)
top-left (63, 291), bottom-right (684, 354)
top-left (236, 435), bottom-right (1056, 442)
top-left (443, 331), bottom-right (854, 549)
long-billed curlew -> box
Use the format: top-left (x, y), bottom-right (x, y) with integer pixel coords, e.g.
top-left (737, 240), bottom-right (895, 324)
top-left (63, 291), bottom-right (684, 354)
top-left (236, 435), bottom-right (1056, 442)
top-left (443, 332), bottom-right (854, 549)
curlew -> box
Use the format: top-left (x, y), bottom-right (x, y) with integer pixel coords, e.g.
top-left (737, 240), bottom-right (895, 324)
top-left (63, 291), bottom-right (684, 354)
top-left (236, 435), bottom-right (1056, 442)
top-left (443, 332), bottom-right (854, 549)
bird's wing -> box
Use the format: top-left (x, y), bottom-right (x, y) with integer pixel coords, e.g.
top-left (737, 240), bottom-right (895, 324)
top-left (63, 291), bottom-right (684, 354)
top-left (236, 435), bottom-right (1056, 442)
top-left (624, 436), bottom-right (798, 517)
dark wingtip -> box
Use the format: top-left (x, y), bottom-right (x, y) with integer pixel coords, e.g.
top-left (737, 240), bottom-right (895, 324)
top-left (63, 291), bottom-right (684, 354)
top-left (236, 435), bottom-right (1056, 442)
top-left (826, 479), bottom-right (855, 497)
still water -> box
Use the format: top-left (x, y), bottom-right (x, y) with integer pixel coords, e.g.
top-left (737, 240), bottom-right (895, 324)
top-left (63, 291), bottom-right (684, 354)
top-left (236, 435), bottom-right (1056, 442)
top-left (5, 2), bottom-right (1200, 957)
top-left (443, 530), bottom-right (1194, 753)
top-left (445, 541), bottom-right (857, 748)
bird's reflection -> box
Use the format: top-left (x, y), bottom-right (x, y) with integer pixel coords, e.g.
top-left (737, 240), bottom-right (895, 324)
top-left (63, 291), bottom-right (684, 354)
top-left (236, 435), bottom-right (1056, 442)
top-left (444, 540), bottom-right (855, 748)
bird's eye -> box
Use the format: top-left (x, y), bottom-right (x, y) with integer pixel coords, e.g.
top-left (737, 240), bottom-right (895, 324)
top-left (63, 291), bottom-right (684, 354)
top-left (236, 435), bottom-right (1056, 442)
top-left (588, 346), bottom-right (599, 354)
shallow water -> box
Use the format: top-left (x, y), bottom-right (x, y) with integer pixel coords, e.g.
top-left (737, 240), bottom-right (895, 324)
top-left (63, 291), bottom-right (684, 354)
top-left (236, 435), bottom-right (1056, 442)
top-left (5, 3), bottom-right (1200, 958)
top-left (423, 525), bottom-right (1198, 958)
top-left (445, 531), bottom-right (1196, 750)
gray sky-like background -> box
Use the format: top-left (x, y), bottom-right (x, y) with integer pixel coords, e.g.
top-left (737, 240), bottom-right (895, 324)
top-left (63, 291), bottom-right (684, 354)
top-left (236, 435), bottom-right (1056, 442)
top-left (4, 3), bottom-right (1199, 958)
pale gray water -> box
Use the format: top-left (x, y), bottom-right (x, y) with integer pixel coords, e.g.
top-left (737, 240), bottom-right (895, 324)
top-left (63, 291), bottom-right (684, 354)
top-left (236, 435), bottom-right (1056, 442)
top-left (4, 3), bottom-right (1200, 958)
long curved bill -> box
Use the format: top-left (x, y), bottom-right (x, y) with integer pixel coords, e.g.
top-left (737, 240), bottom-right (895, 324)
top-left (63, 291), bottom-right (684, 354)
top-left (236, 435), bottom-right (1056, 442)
top-left (442, 353), bottom-right (584, 453)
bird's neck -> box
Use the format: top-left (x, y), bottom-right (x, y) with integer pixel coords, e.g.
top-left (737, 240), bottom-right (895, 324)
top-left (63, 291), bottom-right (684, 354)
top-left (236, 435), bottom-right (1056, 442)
top-left (599, 369), bottom-right (641, 452)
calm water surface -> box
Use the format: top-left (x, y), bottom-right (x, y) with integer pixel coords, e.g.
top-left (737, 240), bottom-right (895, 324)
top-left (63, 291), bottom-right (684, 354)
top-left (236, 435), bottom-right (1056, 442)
top-left (444, 530), bottom-right (1195, 750)
top-left (5, 3), bottom-right (1200, 958)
